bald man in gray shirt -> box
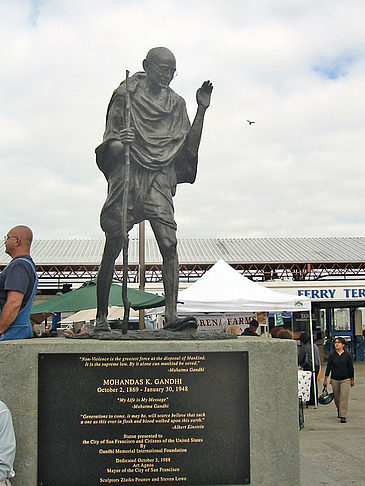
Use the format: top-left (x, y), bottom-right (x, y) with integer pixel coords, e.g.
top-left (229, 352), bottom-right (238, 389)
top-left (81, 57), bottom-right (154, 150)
top-left (0, 401), bottom-right (16, 485)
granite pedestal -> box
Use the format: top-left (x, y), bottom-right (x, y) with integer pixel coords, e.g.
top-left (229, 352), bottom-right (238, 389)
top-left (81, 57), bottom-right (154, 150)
top-left (0, 337), bottom-right (299, 485)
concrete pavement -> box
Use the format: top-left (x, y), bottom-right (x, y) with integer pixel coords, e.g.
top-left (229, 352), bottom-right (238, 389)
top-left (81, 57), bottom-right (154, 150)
top-left (300, 361), bottom-right (365, 486)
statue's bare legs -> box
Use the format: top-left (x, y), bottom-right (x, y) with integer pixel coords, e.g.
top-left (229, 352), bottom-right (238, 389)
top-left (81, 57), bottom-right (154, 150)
top-left (150, 220), bottom-right (179, 327)
top-left (95, 235), bottom-right (123, 331)
top-left (96, 221), bottom-right (196, 332)
top-left (151, 220), bottom-right (196, 330)
top-left (95, 222), bottom-right (179, 331)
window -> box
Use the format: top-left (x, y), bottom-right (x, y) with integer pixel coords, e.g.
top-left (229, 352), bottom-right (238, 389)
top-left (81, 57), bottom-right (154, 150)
top-left (332, 308), bottom-right (350, 331)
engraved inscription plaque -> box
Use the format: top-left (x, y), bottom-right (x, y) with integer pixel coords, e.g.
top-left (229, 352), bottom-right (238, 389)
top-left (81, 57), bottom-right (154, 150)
top-left (38, 352), bottom-right (249, 485)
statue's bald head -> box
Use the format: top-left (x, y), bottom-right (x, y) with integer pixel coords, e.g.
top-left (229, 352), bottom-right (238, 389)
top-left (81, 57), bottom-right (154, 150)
top-left (145, 47), bottom-right (176, 66)
top-left (143, 47), bottom-right (177, 91)
top-left (146, 47), bottom-right (176, 64)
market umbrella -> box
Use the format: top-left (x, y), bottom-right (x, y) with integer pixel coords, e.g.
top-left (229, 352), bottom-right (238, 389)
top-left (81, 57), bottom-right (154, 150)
top-left (31, 280), bottom-right (164, 314)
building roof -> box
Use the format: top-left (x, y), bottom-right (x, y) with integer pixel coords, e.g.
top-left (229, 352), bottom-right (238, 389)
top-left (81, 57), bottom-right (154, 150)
top-left (1, 236), bottom-right (365, 266)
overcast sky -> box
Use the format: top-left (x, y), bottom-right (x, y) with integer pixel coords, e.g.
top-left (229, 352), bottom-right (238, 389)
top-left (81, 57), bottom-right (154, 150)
top-left (1, 0), bottom-right (364, 241)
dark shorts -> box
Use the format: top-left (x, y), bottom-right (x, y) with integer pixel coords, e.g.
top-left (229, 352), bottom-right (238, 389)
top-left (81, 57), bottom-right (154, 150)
top-left (100, 161), bottom-right (177, 238)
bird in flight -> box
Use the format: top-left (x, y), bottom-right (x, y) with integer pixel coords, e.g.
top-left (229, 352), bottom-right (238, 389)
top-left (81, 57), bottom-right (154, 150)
top-left (246, 120), bottom-right (255, 125)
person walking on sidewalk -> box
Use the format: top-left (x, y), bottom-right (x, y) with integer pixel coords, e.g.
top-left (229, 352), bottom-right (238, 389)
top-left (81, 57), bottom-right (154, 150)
top-left (323, 337), bottom-right (354, 423)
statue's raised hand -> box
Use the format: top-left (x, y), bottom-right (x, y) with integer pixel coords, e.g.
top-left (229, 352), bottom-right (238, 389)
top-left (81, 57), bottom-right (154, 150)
top-left (196, 80), bottom-right (213, 109)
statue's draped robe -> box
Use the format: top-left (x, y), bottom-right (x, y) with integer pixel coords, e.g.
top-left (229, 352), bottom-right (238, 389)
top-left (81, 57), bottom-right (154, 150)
top-left (96, 72), bottom-right (198, 237)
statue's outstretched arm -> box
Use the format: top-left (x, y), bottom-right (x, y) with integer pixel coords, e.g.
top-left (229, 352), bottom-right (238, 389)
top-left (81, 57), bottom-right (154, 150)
top-left (186, 80), bottom-right (213, 156)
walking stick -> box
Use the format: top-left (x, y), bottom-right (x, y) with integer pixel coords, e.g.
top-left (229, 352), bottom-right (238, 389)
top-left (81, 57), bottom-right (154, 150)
top-left (121, 70), bottom-right (131, 334)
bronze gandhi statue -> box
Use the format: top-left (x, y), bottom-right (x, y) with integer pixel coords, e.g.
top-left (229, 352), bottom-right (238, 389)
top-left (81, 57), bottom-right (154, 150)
top-left (95, 47), bottom-right (212, 331)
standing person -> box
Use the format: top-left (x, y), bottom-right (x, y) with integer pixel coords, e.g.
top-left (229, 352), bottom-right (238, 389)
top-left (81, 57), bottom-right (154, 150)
top-left (0, 226), bottom-right (38, 341)
top-left (0, 400), bottom-right (16, 485)
top-left (323, 337), bottom-right (354, 423)
top-left (95, 47), bottom-right (213, 331)
top-left (298, 333), bottom-right (321, 405)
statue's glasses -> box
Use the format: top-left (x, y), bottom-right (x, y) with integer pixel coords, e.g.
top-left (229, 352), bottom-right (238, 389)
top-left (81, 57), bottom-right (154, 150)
top-left (147, 61), bottom-right (178, 79)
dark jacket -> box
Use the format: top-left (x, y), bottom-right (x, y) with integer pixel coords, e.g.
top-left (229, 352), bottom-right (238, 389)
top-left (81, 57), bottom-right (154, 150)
top-left (325, 350), bottom-right (354, 380)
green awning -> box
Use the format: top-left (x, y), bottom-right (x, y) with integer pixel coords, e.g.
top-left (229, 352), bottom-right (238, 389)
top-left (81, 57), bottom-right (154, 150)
top-left (31, 280), bottom-right (164, 314)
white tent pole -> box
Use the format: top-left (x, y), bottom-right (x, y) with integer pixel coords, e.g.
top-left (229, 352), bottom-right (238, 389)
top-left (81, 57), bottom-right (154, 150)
top-left (309, 307), bottom-right (318, 408)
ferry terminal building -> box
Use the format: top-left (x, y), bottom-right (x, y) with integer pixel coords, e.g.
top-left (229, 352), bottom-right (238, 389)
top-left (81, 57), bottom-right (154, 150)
top-left (1, 236), bottom-right (364, 360)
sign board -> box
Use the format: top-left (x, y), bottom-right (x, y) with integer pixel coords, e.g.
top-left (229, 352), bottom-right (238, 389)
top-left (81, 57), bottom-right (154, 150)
top-left (195, 312), bottom-right (267, 334)
top-left (38, 352), bottom-right (250, 486)
top-left (297, 287), bottom-right (365, 301)
top-left (263, 281), bottom-right (365, 303)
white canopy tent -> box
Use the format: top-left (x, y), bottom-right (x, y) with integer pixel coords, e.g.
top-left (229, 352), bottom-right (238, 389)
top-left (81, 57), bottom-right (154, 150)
top-left (179, 259), bottom-right (311, 313)
top-left (148, 259), bottom-right (311, 315)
